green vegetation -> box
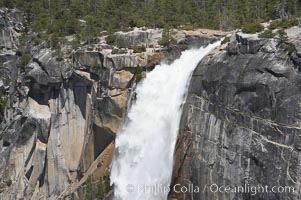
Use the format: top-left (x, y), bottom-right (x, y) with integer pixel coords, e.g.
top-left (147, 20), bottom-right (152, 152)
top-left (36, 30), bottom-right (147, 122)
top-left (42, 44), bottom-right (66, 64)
top-left (277, 29), bottom-right (288, 42)
top-left (269, 18), bottom-right (299, 29)
top-left (85, 176), bottom-right (93, 200)
top-left (4, 179), bottom-right (12, 187)
top-left (181, 25), bottom-right (194, 31)
top-left (116, 37), bottom-right (126, 48)
top-left (50, 33), bottom-right (60, 48)
top-left (85, 171), bottom-right (112, 200)
top-left (83, 15), bottom-right (98, 44)
top-left (111, 49), bottom-right (119, 54)
top-left (111, 49), bottom-right (127, 55)
top-left (258, 30), bottom-right (275, 38)
top-left (284, 43), bottom-right (296, 54)
top-left (213, 110), bottom-right (220, 118)
top-left (106, 35), bottom-right (126, 47)
top-left (96, 177), bottom-right (105, 200)
top-left (0, 90), bottom-right (7, 125)
top-left (227, 117), bottom-right (237, 127)
top-left (31, 32), bottom-right (48, 46)
top-left (242, 22), bottom-right (264, 34)
top-left (159, 27), bottom-right (172, 47)
top-left (51, 49), bottom-right (61, 58)
top-left (2, 0), bottom-right (301, 39)
top-left (95, 172), bottom-right (112, 200)
top-left (132, 45), bottom-right (146, 53)
top-left (269, 20), bottom-right (281, 30)
top-left (106, 35), bottom-right (116, 45)
top-left (91, 62), bottom-right (101, 68)
top-left (221, 37), bottom-right (230, 45)
top-left (71, 34), bottom-right (81, 49)
top-left (135, 66), bottom-right (144, 83)
top-left (18, 54), bottom-right (31, 68)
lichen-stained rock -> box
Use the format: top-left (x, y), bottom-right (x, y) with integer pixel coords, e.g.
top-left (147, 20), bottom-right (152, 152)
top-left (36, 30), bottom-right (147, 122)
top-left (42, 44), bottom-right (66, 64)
top-left (1, 97), bottom-right (51, 200)
top-left (94, 89), bottom-right (129, 134)
top-left (174, 29), bottom-right (227, 48)
top-left (1, 54), bottom-right (19, 89)
top-left (32, 49), bottom-right (73, 83)
top-left (112, 70), bottom-right (134, 89)
top-left (25, 62), bottom-right (49, 85)
top-left (227, 40), bottom-right (239, 55)
top-left (115, 28), bottom-right (162, 48)
top-left (172, 32), bottom-right (301, 200)
top-left (0, 8), bottom-right (25, 50)
top-left (286, 27), bottom-right (301, 59)
top-left (46, 74), bottom-right (91, 197)
top-left (73, 50), bottom-right (104, 69)
top-left (236, 33), bottom-right (264, 54)
top-left (105, 53), bottom-right (148, 70)
top-left (227, 33), bottom-right (265, 55)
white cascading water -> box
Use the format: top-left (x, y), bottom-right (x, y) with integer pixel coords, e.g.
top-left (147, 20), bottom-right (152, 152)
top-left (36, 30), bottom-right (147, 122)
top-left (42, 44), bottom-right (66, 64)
top-left (110, 41), bottom-right (221, 200)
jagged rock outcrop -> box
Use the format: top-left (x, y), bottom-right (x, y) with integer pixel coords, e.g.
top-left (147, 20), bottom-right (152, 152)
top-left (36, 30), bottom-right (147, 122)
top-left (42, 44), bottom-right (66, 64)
top-left (172, 31), bottom-right (301, 200)
top-left (115, 28), bottom-right (162, 48)
top-left (0, 46), bottom-right (136, 199)
top-left (0, 8), bottom-right (24, 50)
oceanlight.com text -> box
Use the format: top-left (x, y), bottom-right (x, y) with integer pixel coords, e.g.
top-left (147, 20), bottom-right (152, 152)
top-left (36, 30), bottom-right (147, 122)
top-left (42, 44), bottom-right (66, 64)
top-left (126, 183), bottom-right (297, 196)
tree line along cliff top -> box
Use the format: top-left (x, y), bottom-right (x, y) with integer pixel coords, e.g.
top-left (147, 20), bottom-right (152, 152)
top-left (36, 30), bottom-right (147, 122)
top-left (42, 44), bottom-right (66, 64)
top-left (0, 0), bottom-right (301, 38)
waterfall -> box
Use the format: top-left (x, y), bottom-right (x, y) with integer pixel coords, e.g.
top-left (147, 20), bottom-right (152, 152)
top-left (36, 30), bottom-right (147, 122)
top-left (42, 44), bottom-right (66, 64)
top-left (110, 41), bottom-right (221, 200)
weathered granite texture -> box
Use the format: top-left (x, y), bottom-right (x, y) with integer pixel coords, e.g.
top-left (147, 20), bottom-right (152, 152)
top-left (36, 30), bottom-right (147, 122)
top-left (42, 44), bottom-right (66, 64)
top-left (0, 8), bottom-right (24, 50)
top-left (172, 32), bottom-right (301, 200)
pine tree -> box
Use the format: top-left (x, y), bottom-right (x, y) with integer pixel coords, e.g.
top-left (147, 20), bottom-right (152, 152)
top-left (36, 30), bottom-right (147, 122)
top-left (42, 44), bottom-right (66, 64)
top-left (85, 176), bottom-right (94, 200)
top-left (96, 177), bottom-right (105, 200)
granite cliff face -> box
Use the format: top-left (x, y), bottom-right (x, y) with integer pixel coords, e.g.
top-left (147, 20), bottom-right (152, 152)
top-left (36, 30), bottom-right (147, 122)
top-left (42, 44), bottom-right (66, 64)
top-left (4, 6), bottom-right (301, 199)
top-left (0, 8), bottom-right (222, 199)
top-left (0, 9), bottom-right (158, 199)
top-left (172, 29), bottom-right (301, 200)
top-left (0, 8), bottom-right (132, 199)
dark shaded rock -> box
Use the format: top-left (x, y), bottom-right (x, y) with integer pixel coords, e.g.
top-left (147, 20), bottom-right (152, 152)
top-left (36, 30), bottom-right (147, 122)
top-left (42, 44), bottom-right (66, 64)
top-left (248, 38), bottom-right (263, 53)
top-left (25, 62), bottom-right (49, 85)
top-left (32, 49), bottom-right (73, 83)
top-left (1, 54), bottom-right (18, 88)
top-left (291, 52), bottom-right (301, 70)
top-left (227, 33), bottom-right (266, 54)
top-left (93, 124), bottom-right (115, 159)
top-left (9, 8), bottom-right (25, 24)
top-left (73, 50), bottom-right (104, 69)
top-left (227, 40), bottom-right (239, 55)
top-left (177, 35), bottom-right (216, 49)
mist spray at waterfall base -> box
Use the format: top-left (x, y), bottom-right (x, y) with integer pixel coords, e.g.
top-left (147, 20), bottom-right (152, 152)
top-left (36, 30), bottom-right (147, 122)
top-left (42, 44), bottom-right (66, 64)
top-left (110, 41), bottom-right (221, 200)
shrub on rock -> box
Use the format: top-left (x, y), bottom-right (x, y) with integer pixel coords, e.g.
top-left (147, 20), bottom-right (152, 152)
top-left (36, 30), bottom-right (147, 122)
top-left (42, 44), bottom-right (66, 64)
top-left (259, 30), bottom-right (275, 38)
top-left (132, 45), bottom-right (146, 53)
top-left (242, 22), bottom-right (264, 34)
